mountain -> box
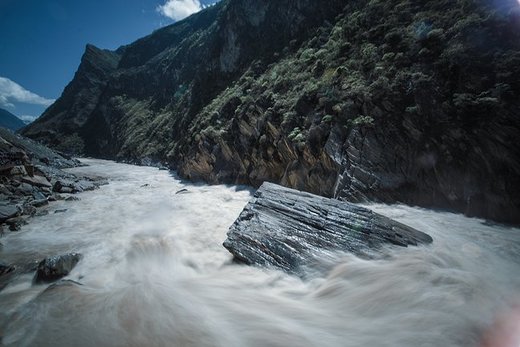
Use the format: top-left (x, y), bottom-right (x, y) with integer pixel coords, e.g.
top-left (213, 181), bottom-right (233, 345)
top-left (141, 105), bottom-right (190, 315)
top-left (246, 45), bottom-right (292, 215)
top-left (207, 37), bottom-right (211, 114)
top-left (21, 0), bottom-right (520, 224)
top-left (0, 108), bottom-right (25, 131)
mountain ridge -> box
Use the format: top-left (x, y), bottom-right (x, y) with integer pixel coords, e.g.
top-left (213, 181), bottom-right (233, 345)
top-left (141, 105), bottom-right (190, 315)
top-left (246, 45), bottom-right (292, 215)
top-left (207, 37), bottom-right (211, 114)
top-left (22, 0), bottom-right (520, 224)
top-left (0, 108), bottom-right (25, 131)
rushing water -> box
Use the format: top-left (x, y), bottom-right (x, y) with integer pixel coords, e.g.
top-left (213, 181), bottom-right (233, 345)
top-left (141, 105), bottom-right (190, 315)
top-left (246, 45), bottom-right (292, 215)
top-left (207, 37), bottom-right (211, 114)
top-left (0, 159), bottom-right (519, 347)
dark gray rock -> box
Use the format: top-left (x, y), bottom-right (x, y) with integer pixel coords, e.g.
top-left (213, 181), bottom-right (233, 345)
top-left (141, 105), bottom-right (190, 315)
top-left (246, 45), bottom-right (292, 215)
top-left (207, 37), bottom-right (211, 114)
top-left (33, 253), bottom-right (82, 284)
top-left (0, 260), bottom-right (44, 292)
top-left (0, 263), bottom-right (15, 277)
top-left (0, 185), bottom-right (11, 195)
top-left (0, 204), bottom-right (19, 222)
top-left (35, 209), bottom-right (49, 217)
top-left (21, 175), bottom-right (52, 188)
top-left (31, 198), bottom-right (49, 208)
top-left (48, 194), bottom-right (61, 201)
top-left (224, 182), bottom-right (432, 275)
top-left (15, 182), bottom-right (34, 196)
top-left (52, 180), bottom-right (74, 193)
top-left (6, 217), bottom-right (28, 231)
top-left (32, 190), bottom-right (47, 201)
top-left (22, 204), bottom-right (37, 216)
top-left (74, 179), bottom-right (97, 192)
top-left (0, 262), bottom-right (16, 291)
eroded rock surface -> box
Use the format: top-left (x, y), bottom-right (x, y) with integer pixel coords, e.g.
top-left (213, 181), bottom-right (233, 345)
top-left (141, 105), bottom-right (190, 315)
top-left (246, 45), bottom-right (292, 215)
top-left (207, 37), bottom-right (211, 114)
top-left (33, 253), bottom-right (82, 284)
top-left (224, 182), bottom-right (432, 275)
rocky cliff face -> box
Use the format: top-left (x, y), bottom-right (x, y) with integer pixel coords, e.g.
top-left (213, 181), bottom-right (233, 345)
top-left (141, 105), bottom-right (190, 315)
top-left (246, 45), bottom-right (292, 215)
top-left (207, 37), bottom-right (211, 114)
top-left (21, 44), bottom-right (121, 155)
top-left (22, 0), bottom-right (520, 224)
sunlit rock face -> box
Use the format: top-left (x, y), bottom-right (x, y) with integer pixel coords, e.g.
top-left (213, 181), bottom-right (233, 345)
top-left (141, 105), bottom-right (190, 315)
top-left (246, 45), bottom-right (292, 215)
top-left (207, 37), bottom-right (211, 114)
top-left (22, 0), bottom-right (520, 223)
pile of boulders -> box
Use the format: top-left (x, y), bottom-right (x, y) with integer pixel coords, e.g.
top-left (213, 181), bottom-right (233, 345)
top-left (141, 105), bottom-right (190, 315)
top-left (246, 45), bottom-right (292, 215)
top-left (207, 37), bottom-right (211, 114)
top-left (0, 128), bottom-right (104, 232)
top-left (0, 128), bottom-right (98, 291)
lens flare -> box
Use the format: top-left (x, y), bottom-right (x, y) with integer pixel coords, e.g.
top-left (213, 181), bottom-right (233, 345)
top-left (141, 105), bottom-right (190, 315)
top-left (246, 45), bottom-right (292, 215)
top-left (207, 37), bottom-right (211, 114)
top-left (480, 305), bottom-right (520, 347)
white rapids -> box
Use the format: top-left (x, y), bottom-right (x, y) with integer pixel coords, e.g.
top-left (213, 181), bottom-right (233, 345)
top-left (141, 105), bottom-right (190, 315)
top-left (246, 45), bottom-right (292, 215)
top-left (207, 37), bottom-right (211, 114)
top-left (0, 159), bottom-right (519, 347)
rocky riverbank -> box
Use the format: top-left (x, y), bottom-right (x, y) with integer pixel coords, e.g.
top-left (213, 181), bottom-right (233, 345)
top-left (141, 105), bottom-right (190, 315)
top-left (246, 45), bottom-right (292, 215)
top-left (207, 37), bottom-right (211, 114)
top-left (0, 128), bottom-right (107, 291)
top-left (0, 159), bottom-right (516, 347)
top-left (0, 127), bottom-right (106, 234)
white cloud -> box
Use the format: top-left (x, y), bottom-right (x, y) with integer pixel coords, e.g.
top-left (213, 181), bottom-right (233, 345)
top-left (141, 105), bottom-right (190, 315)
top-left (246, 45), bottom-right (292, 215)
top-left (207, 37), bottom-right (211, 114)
top-left (157, 0), bottom-right (202, 21)
top-left (0, 77), bottom-right (55, 108)
top-left (19, 114), bottom-right (38, 123)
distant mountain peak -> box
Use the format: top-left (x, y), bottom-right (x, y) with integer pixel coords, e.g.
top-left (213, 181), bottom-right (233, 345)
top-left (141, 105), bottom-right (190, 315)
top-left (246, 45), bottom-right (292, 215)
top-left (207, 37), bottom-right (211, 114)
top-left (0, 108), bottom-right (25, 131)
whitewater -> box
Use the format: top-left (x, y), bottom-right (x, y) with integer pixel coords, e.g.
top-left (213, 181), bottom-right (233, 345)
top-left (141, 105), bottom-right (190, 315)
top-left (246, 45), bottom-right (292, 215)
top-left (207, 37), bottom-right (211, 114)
top-left (0, 159), bottom-right (519, 347)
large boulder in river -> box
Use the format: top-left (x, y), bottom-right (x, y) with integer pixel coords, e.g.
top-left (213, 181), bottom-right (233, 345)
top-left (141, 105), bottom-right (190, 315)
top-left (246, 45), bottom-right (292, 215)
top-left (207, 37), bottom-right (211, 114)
top-left (224, 182), bottom-right (432, 275)
top-left (33, 253), bottom-right (82, 284)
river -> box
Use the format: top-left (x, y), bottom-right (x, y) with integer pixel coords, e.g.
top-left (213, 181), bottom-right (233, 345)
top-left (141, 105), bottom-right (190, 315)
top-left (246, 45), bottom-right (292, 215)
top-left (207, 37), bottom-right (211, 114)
top-left (0, 159), bottom-right (519, 347)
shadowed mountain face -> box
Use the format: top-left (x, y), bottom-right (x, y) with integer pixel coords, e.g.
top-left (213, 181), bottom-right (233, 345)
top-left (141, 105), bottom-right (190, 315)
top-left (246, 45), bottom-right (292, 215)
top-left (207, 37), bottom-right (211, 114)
top-left (22, 0), bottom-right (520, 224)
top-left (0, 108), bottom-right (25, 131)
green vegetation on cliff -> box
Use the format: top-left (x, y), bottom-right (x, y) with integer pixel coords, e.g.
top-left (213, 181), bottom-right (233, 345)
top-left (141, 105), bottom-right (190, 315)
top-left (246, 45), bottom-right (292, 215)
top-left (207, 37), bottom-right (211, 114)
top-left (22, 0), bottom-right (520, 223)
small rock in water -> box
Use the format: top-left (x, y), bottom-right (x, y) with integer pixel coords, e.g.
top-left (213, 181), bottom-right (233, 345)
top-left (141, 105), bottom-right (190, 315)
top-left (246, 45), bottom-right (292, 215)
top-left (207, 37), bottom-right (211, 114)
top-left (32, 191), bottom-right (47, 201)
top-left (6, 217), bottom-right (28, 231)
top-left (0, 263), bottom-right (15, 277)
top-left (33, 253), bottom-right (82, 284)
top-left (175, 188), bottom-right (189, 195)
top-left (53, 181), bottom-right (74, 194)
top-left (22, 204), bottom-right (37, 216)
top-left (35, 209), bottom-right (49, 217)
top-left (31, 198), bottom-right (49, 208)
top-left (54, 209), bottom-right (68, 214)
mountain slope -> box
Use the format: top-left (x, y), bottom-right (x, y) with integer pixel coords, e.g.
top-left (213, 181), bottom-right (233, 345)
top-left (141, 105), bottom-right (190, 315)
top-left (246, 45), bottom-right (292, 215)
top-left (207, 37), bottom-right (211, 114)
top-left (23, 0), bottom-right (346, 156)
top-left (22, 0), bottom-right (520, 223)
top-left (0, 108), bottom-right (25, 131)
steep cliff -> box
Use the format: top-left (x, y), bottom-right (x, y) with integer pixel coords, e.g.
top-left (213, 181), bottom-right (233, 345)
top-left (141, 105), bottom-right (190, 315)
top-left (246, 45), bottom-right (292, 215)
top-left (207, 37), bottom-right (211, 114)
top-left (21, 44), bottom-right (121, 154)
top-left (22, 0), bottom-right (520, 224)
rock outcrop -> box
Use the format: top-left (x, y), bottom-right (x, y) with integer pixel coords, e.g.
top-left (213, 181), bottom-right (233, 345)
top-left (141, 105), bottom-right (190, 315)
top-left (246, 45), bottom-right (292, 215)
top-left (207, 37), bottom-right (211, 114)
top-left (0, 127), bottom-right (104, 230)
top-left (22, 0), bottom-right (520, 224)
top-left (224, 182), bottom-right (432, 275)
top-left (33, 253), bottom-right (82, 284)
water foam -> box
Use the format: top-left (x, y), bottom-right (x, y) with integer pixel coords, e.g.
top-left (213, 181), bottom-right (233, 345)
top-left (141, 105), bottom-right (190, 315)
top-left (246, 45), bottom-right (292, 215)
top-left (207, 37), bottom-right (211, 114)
top-left (0, 159), bottom-right (518, 347)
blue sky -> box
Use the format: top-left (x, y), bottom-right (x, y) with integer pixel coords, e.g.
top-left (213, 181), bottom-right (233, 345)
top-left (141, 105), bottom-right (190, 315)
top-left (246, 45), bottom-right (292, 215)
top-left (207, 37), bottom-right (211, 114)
top-left (0, 0), bottom-right (216, 121)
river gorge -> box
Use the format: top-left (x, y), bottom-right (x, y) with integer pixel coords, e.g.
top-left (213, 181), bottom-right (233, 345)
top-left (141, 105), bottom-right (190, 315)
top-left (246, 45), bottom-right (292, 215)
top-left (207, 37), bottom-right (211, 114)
top-left (0, 159), bottom-right (519, 347)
